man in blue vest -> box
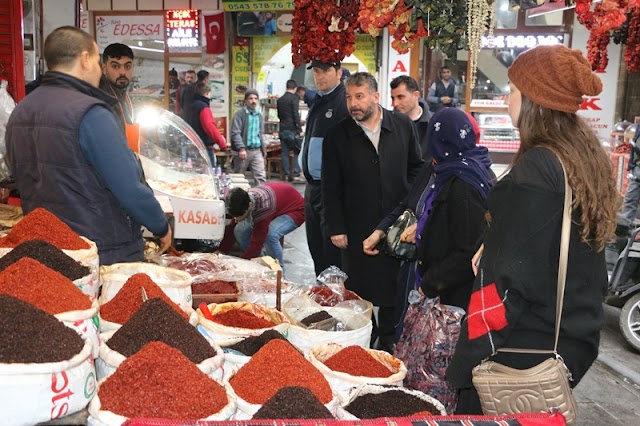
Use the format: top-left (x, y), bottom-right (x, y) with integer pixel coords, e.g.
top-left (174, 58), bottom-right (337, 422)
top-left (427, 66), bottom-right (458, 113)
top-left (5, 26), bottom-right (171, 265)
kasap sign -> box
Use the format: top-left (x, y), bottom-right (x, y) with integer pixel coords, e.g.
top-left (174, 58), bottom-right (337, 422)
top-left (95, 15), bottom-right (163, 50)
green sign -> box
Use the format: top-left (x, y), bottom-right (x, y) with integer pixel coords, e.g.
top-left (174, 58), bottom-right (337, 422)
top-left (231, 45), bottom-right (251, 116)
top-left (223, 0), bottom-right (295, 12)
top-left (354, 34), bottom-right (378, 73)
top-left (252, 36), bottom-right (290, 73)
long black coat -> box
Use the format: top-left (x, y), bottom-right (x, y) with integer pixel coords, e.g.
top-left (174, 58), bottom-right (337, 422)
top-left (321, 108), bottom-right (424, 306)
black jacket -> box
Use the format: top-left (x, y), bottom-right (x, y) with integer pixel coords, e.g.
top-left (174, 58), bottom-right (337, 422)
top-left (187, 94), bottom-right (214, 147)
top-left (301, 83), bottom-right (348, 183)
top-left (416, 99), bottom-right (433, 163)
top-left (276, 91), bottom-right (302, 132)
top-left (322, 108), bottom-right (424, 306)
top-left (416, 177), bottom-right (488, 309)
top-left (447, 148), bottom-right (607, 389)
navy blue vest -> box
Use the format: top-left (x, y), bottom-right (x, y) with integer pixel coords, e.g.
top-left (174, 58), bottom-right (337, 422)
top-left (6, 72), bottom-right (143, 264)
top-left (430, 80), bottom-right (456, 112)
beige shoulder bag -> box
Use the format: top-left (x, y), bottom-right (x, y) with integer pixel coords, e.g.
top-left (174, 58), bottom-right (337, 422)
top-left (471, 160), bottom-right (577, 424)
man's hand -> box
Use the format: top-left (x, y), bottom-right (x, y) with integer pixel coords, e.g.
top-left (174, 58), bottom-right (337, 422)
top-left (238, 148), bottom-right (247, 160)
top-left (331, 234), bottom-right (348, 249)
top-left (363, 230), bottom-right (384, 256)
top-left (400, 223), bottom-right (417, 243)
top-left (441, 96), bottom-right (452, 104)
top-left (158, 226), bottom-right (173, 254)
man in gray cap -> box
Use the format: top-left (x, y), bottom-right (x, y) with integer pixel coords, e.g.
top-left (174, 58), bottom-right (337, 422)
top-left (230, 88), bottom-right (266, 185)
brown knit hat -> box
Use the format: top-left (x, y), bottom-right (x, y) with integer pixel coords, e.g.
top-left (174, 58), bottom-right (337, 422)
top-left (507, 45), bottom-right (602, 113)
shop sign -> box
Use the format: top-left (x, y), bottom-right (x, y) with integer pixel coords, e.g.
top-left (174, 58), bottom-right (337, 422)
top-left (354, 34), bottom-right (377, 74)
top-left (223, 0), bottom-right (295, 12)
top-left (171, 197), bottom-right (226, 240)
top-left (251, 36), bottom-right (289, 73)
top-left (95, 15), bottom-right (163, 50)
top-left (470, 99), bottom-right (507, 108)
top-left (231, 45), bottom-right (250, 115)
top-left (166, 9), bottom-right (199, 49)
top-left (385, 40), bottom-right (411, 108)
top-left (276, 13), bottom-right (293, 33)
top-left (481, 34), bottom-right (564, 49)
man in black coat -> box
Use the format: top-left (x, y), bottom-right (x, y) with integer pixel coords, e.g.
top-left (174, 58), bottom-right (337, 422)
top-left (300, 59), bottom-right (349, 276)
top-left (322, 72), bottom-right (424, 352)
top-left (390, 75), bottom-right (432, 163)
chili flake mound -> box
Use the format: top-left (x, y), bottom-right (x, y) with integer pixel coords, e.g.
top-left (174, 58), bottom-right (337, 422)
top-left (230, 339), bottom-right (333, 405)
top-left (100, 273), bottom-right (188, 324)
top-left (0, 208), bottom-right (90, 250)
top-left (99, 341), bottom-right (228, 419)
top-left (0, 257), bottom-right (91, 314)
top-left (211, 309), bottom-right (276, 329)
top-left (323, 345), bottom-right (393, 378)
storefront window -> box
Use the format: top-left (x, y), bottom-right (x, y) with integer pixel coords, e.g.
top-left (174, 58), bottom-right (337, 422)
top-left (525, 10), bottom-right (564, 26)
top-left (494, 0), bottom-right (518, 29)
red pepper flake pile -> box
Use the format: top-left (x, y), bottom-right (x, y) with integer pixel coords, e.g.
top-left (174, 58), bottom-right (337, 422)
top-left (211, 309), bottom-right (275, 329)
top-left (229, 339), bottom-right (333, 404)
top-left (99, 341), bottom-right (229, 419)
top-left (0, 258), bottom-right (91, 314)
top-left (101, 273), bottom-right (188, 324)
top-left (323, 345), bottom-right (393, 378)
top-left (192, 280), bottom-right (238, 295)
top-left (0, 208), bottom-right (90, 250)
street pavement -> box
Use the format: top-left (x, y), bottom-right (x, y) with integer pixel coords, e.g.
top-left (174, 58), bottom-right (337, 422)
top-left (280, 179), bottom-right (640, 425)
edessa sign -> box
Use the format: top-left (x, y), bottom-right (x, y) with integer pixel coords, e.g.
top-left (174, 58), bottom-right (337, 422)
top-left (95, 15), bottom-right (162, 50)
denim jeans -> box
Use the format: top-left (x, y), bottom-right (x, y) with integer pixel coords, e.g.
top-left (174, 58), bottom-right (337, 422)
top-left (279, 130), bottom-right (301, 178)
top-left (234, 214), bottom-right (298, 272)
top-left (206, 147), bottom-right (217, 168)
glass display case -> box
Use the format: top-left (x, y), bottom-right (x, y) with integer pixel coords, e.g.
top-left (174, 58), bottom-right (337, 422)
top-left (136, 108), bottom-right (225, 241)
top-left (475, 112), bottom-right (520, 165)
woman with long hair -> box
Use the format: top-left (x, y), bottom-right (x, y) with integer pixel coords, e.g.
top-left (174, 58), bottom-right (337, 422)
top-left (446, 45), bottom-right (621, 415)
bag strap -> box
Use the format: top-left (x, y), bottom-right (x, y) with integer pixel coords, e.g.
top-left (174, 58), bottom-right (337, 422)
top-left (496, 157), bottom-right (572, 356)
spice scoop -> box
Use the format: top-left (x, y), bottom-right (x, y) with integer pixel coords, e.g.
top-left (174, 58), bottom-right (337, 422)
top-left (199, 302), bottom-right (215, 321)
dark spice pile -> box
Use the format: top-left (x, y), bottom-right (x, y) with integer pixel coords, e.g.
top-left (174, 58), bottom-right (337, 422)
top-left (308, 286), bottom-right (360, 306)
top-left (100, 273), bottom-right (188, 324)
top-left (300, 310), bottom-right (334, 327)
top-left (99, 342), bottom-right (229, 419)
top-left (211, 309), bottom-right (276, 329)
top-left (0, 294), bottom-right (84, 363)
top-left (192, 280), bottom-right (238, 295)
top-left (253, 387), bottom-right (334, 419)
top-left (107, 298), bottom-right (216, 363)
top-left (0, 239), bottom-right (90, 280)
top-left (0, 258), bottom-right (92, 314)
top-left (226, 329), bottom-right (287, 356)
top-left (345, 389), bottom-right (441, 418)
top-left (229, 339), bottom-right (332, 404)
top-left (0, 208), bottom-right (90, 250)
top-left (323, 345), bottom-right (393, 378)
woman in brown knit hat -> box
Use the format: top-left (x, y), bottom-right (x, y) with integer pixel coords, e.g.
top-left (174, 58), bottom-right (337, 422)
top-left (446, 45), bottom-right (621, 416)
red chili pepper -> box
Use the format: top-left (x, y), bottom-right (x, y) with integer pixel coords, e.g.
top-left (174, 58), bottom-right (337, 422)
top-left (0, 208), bottom-right (89, 250)
top-left (199, 302), bottom-right (215, 321)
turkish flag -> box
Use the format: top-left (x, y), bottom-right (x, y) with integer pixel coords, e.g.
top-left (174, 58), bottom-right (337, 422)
top-left (204, 13), bottom-right (225, 54)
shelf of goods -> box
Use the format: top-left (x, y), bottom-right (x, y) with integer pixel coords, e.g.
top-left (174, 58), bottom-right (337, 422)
top-left (136, 107), bottom-right (225, 241)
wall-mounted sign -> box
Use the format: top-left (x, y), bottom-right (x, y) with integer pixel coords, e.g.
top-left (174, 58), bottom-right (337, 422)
top-left (166, 9), bottom-right (199, 50)
top-left (481, 34), bottom-right (564, 49)
top-left (95, 15), bottom-right (163, 50)
top-left (223, 0), bottom-right (294, 12)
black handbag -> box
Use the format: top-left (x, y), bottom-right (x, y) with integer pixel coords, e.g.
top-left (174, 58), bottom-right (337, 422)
top-left (385, 210), bottom-right (417, 261)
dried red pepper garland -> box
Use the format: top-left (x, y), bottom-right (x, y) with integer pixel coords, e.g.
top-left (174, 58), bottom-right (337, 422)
top-left (625, 8), bottom-right (640, 72)
top-left (291, 0), bottom-right (359, 67)
top-left (587, 31), bottom-right (611, 72)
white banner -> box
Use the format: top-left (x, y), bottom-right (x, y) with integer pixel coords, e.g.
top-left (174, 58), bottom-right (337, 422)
top-left (385, 45), bottom-right (412, 109)
top-left (171, 197), bottom-right (226, 240)
top-left (95, 15), bottom-right (163, 50)
top-left (572, 15), bottom-right (621, 142)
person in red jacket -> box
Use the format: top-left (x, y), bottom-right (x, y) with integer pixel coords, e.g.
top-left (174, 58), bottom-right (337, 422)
top-left (218, 182), bottom-right (305, 272)
top-left (186, 82), bottom-right (228, 168)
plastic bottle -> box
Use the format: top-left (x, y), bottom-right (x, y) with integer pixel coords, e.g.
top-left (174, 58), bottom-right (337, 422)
top-left (215, 166), bottom-right (222, 176)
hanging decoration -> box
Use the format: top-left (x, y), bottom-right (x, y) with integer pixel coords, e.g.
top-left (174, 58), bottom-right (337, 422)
top-left (575, 0), bottom-right (640, 73)
top-left (357, 0), bottom-right (466, 56)
top-left (291, 0), bottom-right (360, 67)
top-left (466, 0), bottom-right (494, 89)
